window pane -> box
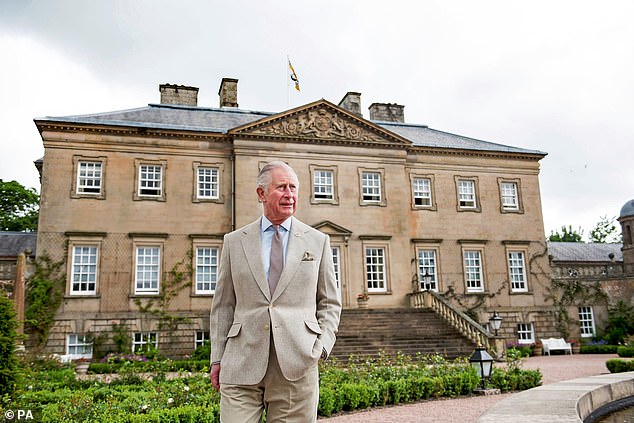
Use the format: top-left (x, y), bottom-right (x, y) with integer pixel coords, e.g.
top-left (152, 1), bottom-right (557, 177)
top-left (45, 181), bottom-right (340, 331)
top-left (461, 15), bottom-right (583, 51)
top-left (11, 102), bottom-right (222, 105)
top-left (413, 177), bottom-right (432, 206)
top-left (458, 180), bottom-right (476, 208)
top-left (136, 247), bottom-right (160, 293)
top-left (71, 246), bottom-right (97, 294)
top-left (578, 306), bottom-right (595, 337)
top-left (196, 247), bottom-right (218, 293)
top-left (365, 247), bottom-right (386, 291)
top-left (508, 251), bottom-right (527, 292)
top-left (197, 167), bottom-right (219, 199)
top-left (417, 249), bottom-right (437, 291)
top-left (139, 165), bottom-right (162, 196)
top-left (464, 250), bottom-right (483, 291)
top-left (314, 170), bottom-right (334, 200)
top-left (77, 161), bottom-right (102, 194)
top-left (362, 172), bottom-right (381, 202)
top-left (501, 182), bottom-right (519, 210)
top-left (517, 323), bottom-right (534, 344)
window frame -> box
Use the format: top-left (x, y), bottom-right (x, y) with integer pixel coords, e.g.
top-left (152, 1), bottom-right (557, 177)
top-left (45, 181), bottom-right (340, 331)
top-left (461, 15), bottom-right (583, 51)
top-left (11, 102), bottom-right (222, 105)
top-left (195, 331), bottom-right (210, 349)
top-left (133, 243), bottom-right (162, 295)
top-left (358, 168), bottom-right (386, 206)
top-left (71, 156), bottom-right (107, 199)
top-left (410, 174), bottom-right (436, 210)
top-left (193, 162), bottom-right (224, 203)
top-left (416, 247), bottom-right (441, 292)
top-left (66, 334), bottom-right (93, 359)
top-left (454, 176), bottom-right (481, 212)
top-left (132, 332), bottom-right (158, 353)
top-left (69, 244), bottom-right (99, 296)
top-left (193, 243), bottom-right (220, 295)
top-left (517, 322), bottom-right (535, 344)
top-left (134, 159), bottom-right (167, 201)
top-left (309, 165), bottom-right (339, 205)
top-left (498, 178), bottom-right (524, 213)
top-left (578, 306), bottom-right (596, 338)
top-left (507, 250), bottom-right (529, 293)
top-left (363, 244), bottom-right (389, 293)
top-left (462, 247), bottom-right (485, 293)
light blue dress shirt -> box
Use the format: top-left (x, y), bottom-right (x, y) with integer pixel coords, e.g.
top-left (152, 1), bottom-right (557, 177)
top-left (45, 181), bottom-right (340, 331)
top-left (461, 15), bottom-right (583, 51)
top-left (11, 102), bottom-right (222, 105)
top-left (260, 216), bottom-right (291, 280)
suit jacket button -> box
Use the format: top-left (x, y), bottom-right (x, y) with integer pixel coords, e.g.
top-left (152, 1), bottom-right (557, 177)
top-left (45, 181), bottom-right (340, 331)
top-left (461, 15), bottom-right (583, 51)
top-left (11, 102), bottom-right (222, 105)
top-left (264, 324), bottom-right (270, 331)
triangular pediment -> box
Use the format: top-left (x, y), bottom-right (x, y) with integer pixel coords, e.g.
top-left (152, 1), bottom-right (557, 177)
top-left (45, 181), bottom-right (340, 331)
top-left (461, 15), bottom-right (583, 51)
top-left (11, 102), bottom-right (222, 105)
top-left (312, 220), bottom-right (353, 237)
top-left (229, 99), bottom-right (411, 146)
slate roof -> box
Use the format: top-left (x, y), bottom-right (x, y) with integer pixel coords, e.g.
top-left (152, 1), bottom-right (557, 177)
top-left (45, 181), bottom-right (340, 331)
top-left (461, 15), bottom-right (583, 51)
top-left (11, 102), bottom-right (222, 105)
top-left (547, 241), bottom-right (623, 263)
top-left (36, 103), bottom-right (546, 156)
top-left (0, 232), bottom-right (37, 257)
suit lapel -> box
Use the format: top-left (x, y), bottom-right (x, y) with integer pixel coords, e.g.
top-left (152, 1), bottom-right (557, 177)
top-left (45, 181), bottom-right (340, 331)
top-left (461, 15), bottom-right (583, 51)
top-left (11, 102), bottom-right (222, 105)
top-left (240, 218), bottom-right (271, 300)
top-left (271, 216), bottom-right (309, 302)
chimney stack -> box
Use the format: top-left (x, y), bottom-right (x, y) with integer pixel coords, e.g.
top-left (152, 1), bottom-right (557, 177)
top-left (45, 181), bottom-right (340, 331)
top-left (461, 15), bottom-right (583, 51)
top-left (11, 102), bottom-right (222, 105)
top-left (368, 102), bottom-right (405, 123)
top-left (159, 84), bottom-right (199, 107)
top-left (338, 92), bottom-right (363, 117)
top-left (218, 78), bottom-right (239, 108)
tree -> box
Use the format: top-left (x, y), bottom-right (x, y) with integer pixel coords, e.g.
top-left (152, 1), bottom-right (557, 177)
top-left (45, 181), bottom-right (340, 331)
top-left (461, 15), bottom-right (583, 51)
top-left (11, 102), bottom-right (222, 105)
top-left (0, 179), bottom-right (39, 232)
top-left (589, 215), bottom-right (622, 244)
top-left (548, 225), bottom-right (584, 242)
top-left (0, 291), bottom-right (18, 395)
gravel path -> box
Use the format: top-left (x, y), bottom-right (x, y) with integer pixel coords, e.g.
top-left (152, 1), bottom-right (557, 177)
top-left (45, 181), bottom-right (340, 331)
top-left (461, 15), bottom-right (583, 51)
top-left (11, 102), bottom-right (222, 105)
top-left (318, 354), bottom-right (616, 422)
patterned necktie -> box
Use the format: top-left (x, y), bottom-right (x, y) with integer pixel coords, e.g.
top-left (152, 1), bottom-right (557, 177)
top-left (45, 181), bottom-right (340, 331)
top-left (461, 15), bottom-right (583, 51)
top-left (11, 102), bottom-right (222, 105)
top-left (268, 225), bottom-right (283, 295)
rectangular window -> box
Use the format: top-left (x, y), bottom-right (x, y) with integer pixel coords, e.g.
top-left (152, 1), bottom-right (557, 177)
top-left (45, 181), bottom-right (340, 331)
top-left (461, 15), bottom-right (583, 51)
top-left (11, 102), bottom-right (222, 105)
top-left (412, 177), bottom-right (432, 207)
top-left (517, 323), bottom-right (535, 344)
top-left (135, 246), bottom-right (160, 294)
top-left (361, 172), bottom-right (382, 203)
top-left (458, 179), bottom-right (476, 208)
top-left (77, 161), bottom-right (102, 195)
top-left (579, 306), bottom-right (596, 338)
top-left (417, 249), bottom-right (438, 291)
top-left (70, 246), bottom-right (98, 295)
top-left (313, 170), bottom-right (334, 200)
top-left (67, 334), bottom-right (93, 356)
top-left (133, 332), bottom-right (158, 353)
top-left (195, 331), bottom-right (210, 349)
top-left (464, 250), bottom-right (484, 292)
top-left (195, 247), bottom-right (218, 294)
top-left (365, 247), bottom-right (386, 292)
top-left (197, 167), bottom-right (219, 199)
top-left (138, 164), bottom-right (163, 197)
top-left (501, 182), bottom-right (519, 210)
top-left (508, 251), bottom-right (528, 292)
top-left (331, 246), bottom-right (341, 290)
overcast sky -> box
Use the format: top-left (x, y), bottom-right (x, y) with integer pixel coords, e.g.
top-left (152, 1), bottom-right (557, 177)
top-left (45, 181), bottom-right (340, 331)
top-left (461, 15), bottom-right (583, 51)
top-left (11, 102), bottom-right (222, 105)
top-left (1, 0), bottom-right (632, 239)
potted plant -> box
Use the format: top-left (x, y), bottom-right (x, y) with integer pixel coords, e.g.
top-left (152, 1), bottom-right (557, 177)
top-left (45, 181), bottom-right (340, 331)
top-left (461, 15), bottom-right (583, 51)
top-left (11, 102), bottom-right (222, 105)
top-left (356, 292), bottom-right (369, 309)
top-left (568, 339), bottom-right (580, 354)
top-left (531, 340), bottom-right (543, 356)
top-left (74, 358), bottom-right (91, 374)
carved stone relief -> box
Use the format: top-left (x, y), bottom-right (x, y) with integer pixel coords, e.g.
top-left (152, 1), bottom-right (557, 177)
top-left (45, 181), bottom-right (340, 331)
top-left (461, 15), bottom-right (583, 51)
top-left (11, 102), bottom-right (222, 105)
top-left (246, 107), bottom-right (387, 143)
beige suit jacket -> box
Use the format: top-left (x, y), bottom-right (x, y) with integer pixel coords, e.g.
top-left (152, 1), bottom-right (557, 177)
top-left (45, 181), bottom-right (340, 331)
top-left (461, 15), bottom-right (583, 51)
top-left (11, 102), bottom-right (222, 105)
top-left (210, 216), bottom-right (341, 384)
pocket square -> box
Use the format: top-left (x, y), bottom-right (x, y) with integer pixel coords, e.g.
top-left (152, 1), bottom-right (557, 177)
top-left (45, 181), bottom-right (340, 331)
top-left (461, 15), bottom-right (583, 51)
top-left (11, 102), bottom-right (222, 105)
top-left (302, 251), bottom-right (315, 261)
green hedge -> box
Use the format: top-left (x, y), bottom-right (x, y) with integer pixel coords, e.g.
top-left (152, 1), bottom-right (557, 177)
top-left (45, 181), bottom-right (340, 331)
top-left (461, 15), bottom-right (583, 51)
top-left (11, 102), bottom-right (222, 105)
top-left (617, 346), bottom-right (634, 358)
top-left (6, 353), bottom-right (542, 422)
top-left (88, 359), bottom-right (210, 374)
top-left (580, 344), bottom-right (619, 354)
top-left (606, 358), bottom-right (634, 373)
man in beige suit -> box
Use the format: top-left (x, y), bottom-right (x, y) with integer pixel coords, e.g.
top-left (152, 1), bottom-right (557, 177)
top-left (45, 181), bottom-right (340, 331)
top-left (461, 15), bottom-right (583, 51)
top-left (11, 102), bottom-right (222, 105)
top-left (210, 161), bottom-right (341, 422)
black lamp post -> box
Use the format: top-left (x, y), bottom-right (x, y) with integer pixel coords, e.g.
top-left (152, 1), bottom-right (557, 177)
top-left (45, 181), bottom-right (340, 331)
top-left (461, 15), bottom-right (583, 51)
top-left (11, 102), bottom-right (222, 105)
top-left (469, 345), bottom-right (494, 390)
top-left (489, 310), bottom-right (502, 336)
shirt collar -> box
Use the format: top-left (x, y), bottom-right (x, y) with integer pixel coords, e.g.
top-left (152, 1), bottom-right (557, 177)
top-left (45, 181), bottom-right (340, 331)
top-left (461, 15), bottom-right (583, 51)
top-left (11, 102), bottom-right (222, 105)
top-left (261, 216), bottom-right (292, 233)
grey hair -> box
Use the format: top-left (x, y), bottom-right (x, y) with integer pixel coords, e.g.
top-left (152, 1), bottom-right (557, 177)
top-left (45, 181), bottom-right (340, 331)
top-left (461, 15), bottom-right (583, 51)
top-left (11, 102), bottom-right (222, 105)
top-left (256, 161), bottom-right (299, 191)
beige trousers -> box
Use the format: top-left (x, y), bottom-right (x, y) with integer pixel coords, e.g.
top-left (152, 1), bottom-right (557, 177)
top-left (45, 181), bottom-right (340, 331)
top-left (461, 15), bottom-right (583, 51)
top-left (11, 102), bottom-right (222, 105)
top-left (219, 341), bottom-right (319, 423)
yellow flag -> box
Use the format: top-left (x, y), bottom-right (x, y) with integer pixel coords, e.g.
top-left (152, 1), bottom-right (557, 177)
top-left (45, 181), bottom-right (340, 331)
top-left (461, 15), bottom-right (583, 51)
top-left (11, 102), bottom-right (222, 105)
top-left (288, 59), bottom-right (300, 92)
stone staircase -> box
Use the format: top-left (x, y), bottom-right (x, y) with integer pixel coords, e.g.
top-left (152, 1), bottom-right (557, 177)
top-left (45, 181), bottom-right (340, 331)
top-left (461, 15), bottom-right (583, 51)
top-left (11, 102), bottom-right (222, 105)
top-left (329, 308), bottom-right (477, 361)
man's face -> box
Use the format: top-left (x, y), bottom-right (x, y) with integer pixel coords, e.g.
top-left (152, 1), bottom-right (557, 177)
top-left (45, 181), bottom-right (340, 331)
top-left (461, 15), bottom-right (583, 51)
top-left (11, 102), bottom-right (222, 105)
top-left (257, 167), bottom-right (298, 224)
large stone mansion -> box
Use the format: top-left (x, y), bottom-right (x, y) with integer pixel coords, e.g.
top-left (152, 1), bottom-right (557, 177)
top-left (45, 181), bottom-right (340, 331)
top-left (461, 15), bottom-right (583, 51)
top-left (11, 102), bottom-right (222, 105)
top-left (30, 78), bottom-right (629, 358)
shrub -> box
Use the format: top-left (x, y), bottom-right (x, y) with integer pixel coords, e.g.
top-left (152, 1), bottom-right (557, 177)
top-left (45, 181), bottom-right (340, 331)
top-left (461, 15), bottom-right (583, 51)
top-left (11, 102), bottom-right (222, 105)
top-left (617, 346), bottom-right (634, 358)
top-left (0, 291), bottom-right (18, 395)
top-left (581, 343), bottom-right (618, 354)
top-left (606, 358), bottom-right (634, 373)
top-left (192, 340), bottom-right (211, 361)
